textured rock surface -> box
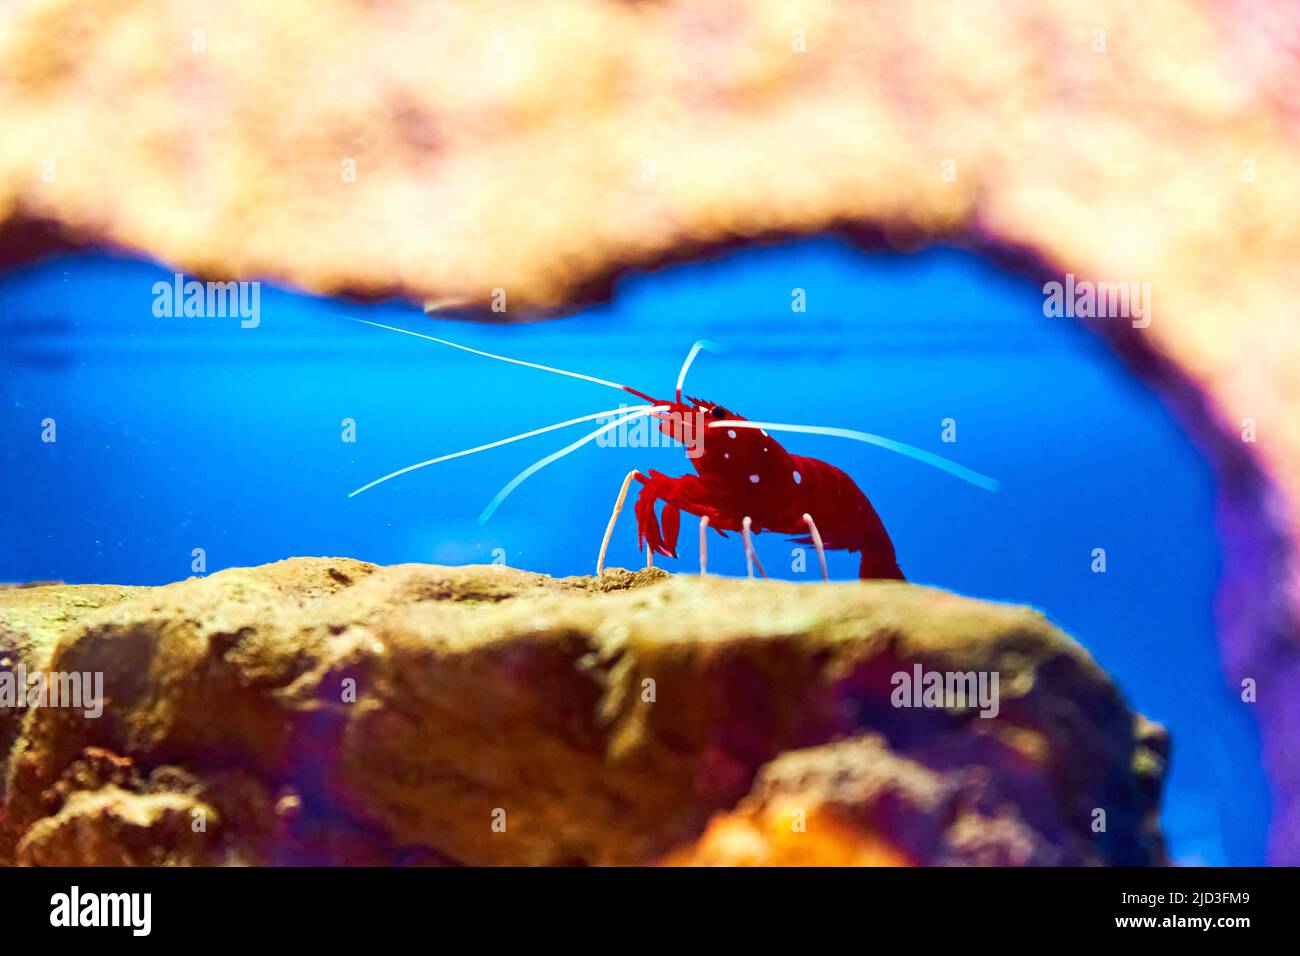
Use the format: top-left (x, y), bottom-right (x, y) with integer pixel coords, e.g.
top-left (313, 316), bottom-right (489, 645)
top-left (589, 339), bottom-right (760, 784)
top-left (0, 558), bottom-right (1166, 866)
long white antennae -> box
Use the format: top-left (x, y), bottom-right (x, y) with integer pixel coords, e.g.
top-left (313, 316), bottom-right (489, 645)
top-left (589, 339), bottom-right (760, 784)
top-left (342, 316), bottom-right (652, 398)
top-left (479, 407), bottom-right (666, 523)
top-left (710, 420), bottom-right (1000, 491)
top-left (675, 339), bottom-right (720, 403)
top-left (348, 404), bottom-right (652, 498)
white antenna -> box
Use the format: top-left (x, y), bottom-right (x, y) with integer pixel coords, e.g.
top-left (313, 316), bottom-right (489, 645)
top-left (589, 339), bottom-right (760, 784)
top-left (710, 420), bottom-right (999, 491)
top-left (675, 339), bottom-right (720, 402)
top-left (342, 316), bottom-right (646, 396)
top-left (479, 407), bottom-right (666, 522)
top-left (348, 404), bottom-right (652, 498)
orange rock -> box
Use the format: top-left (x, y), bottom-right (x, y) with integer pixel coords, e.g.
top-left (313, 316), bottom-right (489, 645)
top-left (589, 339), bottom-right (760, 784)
top-left (663, 800), bottom-right (911, 867)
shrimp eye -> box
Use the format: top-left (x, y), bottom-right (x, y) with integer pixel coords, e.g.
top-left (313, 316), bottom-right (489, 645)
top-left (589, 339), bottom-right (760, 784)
top-left (709, 406), bottom-right (727, 419)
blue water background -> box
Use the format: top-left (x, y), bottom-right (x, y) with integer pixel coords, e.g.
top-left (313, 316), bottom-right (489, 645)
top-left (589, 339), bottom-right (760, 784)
top-left (0, 239), bottom-right (1269, 864)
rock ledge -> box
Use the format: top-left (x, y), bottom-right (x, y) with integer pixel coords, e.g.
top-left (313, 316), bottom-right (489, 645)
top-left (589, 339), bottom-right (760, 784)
top-left (0, 558), bottom-right (1166, 866)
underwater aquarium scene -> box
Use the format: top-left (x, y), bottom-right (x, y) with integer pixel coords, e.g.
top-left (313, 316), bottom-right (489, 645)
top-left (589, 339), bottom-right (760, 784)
top-left (0, 0), bottom-right (1296, 940)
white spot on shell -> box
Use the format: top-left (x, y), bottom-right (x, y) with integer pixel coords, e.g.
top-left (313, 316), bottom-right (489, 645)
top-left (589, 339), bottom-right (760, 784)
top-left (723, 453), bottom-right (730, 459)
top-left (793, 470), bottom-right (802, 484)
top-left (749, 474), bottom-right (760, 484)
top-left (727, 429), bottom-right (737, 439)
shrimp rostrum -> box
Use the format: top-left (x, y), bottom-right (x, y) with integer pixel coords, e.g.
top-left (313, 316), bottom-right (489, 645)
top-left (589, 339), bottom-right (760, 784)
top-left (347, 321), bottom-right (998, 581)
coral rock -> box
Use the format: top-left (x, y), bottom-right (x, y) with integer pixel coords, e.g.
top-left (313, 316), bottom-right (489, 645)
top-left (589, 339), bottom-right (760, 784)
top-left (0, 558), bottom-right (1166, 865)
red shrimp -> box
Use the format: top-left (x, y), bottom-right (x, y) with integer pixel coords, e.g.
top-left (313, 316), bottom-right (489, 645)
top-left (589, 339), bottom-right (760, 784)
top-left (623, 396), bottom-right (905, 579)
top-left (346, 322), bottom-right (998, 581)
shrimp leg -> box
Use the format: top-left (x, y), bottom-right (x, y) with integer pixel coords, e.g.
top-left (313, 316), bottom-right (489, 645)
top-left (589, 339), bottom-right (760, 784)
top-left (741, 516), bottom-right (767, 579)
top-left (596, 470), bottom-right (645, 575)
top-left (699, 516), bottom-right (710, 575)
top-left (802, 513), bottom-right (829, 581)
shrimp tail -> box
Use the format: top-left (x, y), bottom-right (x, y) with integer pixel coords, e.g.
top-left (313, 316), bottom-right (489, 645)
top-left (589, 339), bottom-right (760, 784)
top-left (859, 551), bottom-right (906, 581)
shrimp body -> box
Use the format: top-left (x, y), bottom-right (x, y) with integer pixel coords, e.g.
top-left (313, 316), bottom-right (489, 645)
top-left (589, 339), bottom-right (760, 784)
top-left (345, 322), bottom-right (994, 581)
top-left (635, 397), bottom-right (903, 580)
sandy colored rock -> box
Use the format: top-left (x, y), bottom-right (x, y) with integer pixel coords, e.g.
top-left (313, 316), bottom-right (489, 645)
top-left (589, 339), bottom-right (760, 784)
top-left (1, 557), bottom-right (1165, 866)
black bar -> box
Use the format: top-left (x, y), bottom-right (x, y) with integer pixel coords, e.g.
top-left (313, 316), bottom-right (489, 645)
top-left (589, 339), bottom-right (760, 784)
top-left (0, 866), bottom-right (1281, 941)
